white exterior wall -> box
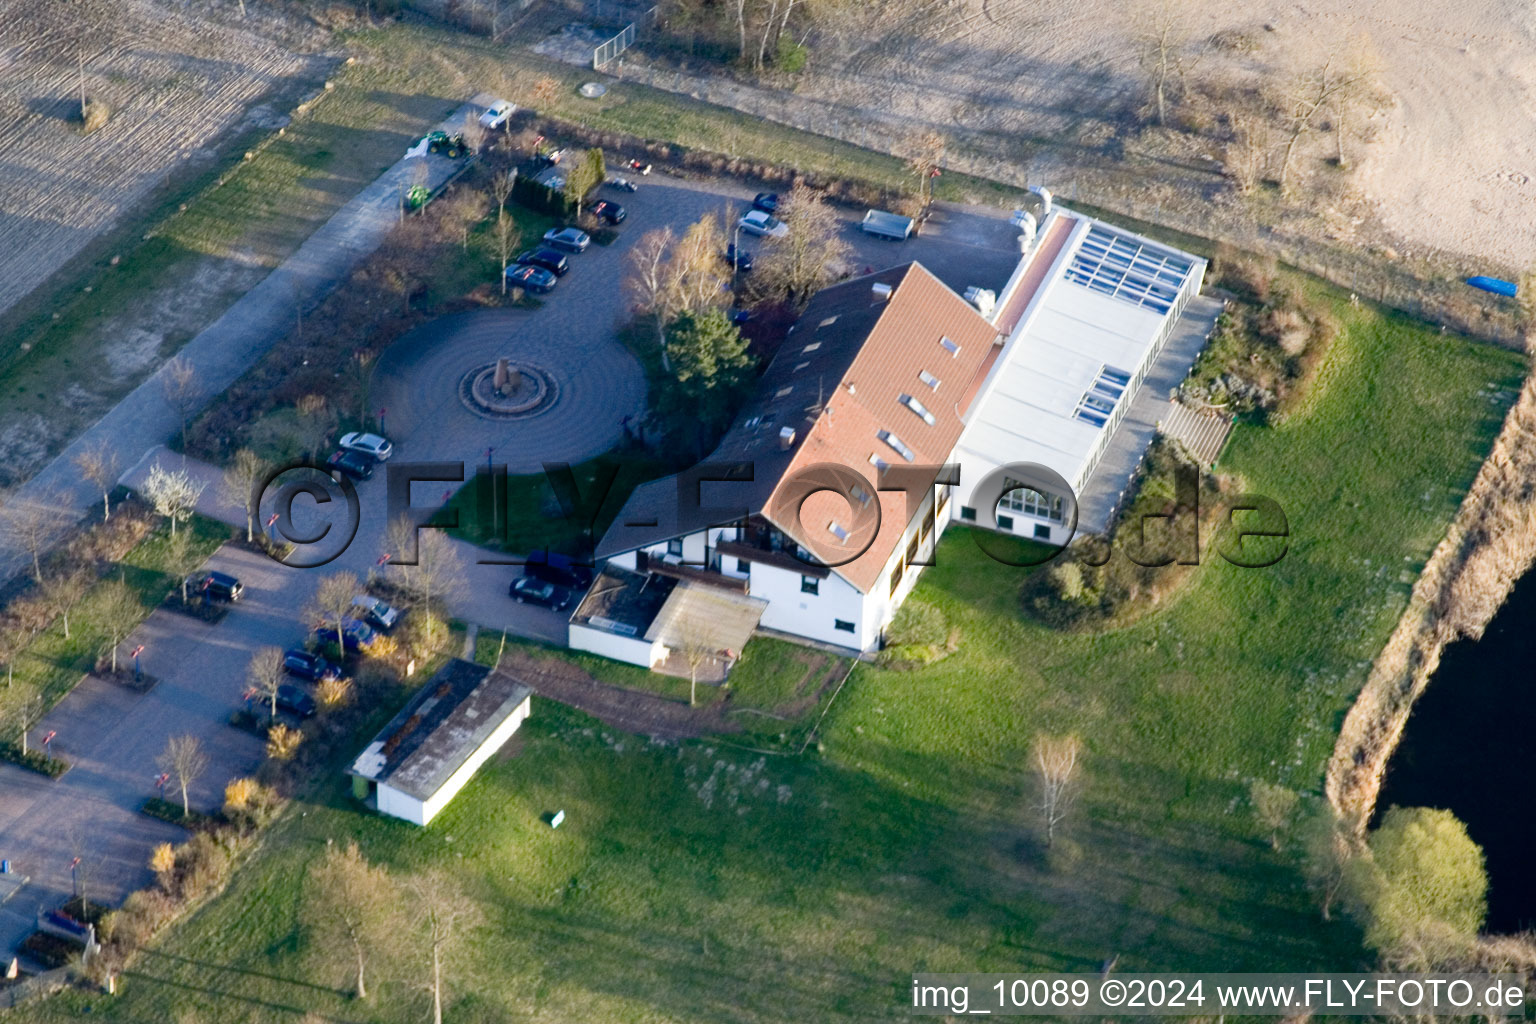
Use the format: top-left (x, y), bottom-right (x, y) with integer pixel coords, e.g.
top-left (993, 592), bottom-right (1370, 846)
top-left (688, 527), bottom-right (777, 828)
top-left (751, 561), bottom-right (867, 648)
top-left (374, 696), bottom-right (533, 827)
top-left (568, 621), bottom-right (662, 668)
top-left (377, 784), bottom-right (426, 826)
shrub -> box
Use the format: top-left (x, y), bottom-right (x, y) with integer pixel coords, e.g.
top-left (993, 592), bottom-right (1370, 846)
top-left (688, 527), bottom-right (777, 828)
top-left (150, 842), bottom-right (176, 893)
top-left (0, 742), bottom-right (69, 778)
top-left (879, 600), bottom-right (956, 669)
top-left (317, 674), bottom-right (353, 709)
top-left (266, 723), bottom-right (302, 761)
top-left (80, 96), bottom-right (111, 134)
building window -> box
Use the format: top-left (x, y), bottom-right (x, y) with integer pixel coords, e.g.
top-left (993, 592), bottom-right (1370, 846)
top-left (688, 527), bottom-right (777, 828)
top-left (1034, 524), bottom-right (1051, 540)
top-left (666, 538), bottom-right (684, 557)
top-left (834, 619), bottom-right (855, 633)
top-left (997, 514), bottom-right (1014, 531)
top-left (801, 576), bottom-right (819, 595)
top-left (919, 369), bottom-right (941, 390)
top-left (939, 336), bottom-right (961, 356)
top-left (997, 479), bottom-right (1065, 522)
top-left (960, 506), bottom-right (977, 521)
top-left (736, 559), bottom-right (751, 574)
top-left (889, 563), bottom-right (903, 597)
top-left (906, 533), bottom-right (920, 566)
top-left (828, 521), bottom-right (850, 542)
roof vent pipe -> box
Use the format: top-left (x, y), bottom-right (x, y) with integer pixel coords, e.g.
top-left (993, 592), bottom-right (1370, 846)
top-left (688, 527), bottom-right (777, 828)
top-left (778, 426), bottom-right (797, 450)
top-left (871, 282), bottom-right (893, 302)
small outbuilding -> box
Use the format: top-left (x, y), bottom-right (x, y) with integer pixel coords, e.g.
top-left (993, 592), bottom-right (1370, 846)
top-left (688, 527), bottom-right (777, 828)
top-left (346, 659), bottom-right (532, 826)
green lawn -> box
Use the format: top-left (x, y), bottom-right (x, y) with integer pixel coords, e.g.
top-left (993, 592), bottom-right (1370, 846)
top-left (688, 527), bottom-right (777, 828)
top-left (26, 286), bottom-right (1523, 1022)
top-left (0, 517), bottom-right (228, 731)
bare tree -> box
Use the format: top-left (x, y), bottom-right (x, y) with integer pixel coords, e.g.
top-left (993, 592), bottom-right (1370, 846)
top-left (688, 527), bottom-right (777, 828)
top-left (11, 693), bottom-right (44, 755)
top-left (408, 871), bottom-right (482, 1024)
top-left (490, 169), bottom-right (517, 218)
top-left (758, 183), bottom-right (850, 308)
top-left (1032, 733), bottom-right (1083, 849)
top-left (157, 734), bottom-right (209, 816)
top-left (221, 449), bottom-right (268, 544)
top-left (247, 646), bottom-right (286, 720)
top-left (166, 528), bottom-right (204, 605)
top-left (1276, 39), bottom-right (1382, 192)
top-left (142, 461), bottom-right (205, 537)
top-left (1250, 780), bottom-right (1300, 850)
top-left (351, 349), bottom-right (378, 430)
top-left (296, 394), bottom-right (334, 459)
top-left (96, 576), bottom-right (139, 674)
top-left (626, 226), bottom-right (679, 359)
top-left (495, 208), bottom-right (521, 295)
top-left (1135, 0), bottom-right (1203, 127)
top-left (40, 568), bottom-right (90, 639)
top-left (73, 441), bottom-right (120, 522)
top-left (314, 571), bottom-right (361, 655)
top-left (1300, 801), bottom-right (1355, 920)
top-left (161, 358), bottom-right (200, 451)
top-left (2, 493), bottom-right (61, 582)
top-left (896, 129), bottom-right (945, 209)
top-left (460, 111), bottom-right (487, 156)
top-left (311, 841), bottom-right (394, 1000)
top-left (385, 518), bottom-right (464, 649)
top-left (669, 213), bottom-right (730, 316)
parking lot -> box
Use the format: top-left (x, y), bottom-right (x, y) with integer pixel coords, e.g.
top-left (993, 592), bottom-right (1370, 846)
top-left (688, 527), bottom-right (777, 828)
top-left (0, 168), bottom-right (1029, 962)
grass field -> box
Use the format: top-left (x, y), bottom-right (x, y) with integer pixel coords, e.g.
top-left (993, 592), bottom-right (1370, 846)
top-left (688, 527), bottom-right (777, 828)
top-left (24, 282), bottom-right (1523, 1022)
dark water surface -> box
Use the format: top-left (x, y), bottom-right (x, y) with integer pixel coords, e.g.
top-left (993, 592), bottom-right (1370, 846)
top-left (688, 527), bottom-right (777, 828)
top-left (1376, 568), bottom-right (1536, 933)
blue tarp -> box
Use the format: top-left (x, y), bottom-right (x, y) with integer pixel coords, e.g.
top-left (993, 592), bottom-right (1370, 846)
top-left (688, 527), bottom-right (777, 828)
top-left (1466, 276), bottom-right (1518, 297)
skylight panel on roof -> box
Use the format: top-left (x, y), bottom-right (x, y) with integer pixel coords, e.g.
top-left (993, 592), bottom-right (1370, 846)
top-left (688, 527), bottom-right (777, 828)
top-left (828, 521), bottom-right (849, 541)
top-left (802, 342), bottom-right (822, 353)
top-left (775, 386), bottom-right (793, 398)
top-left (899, 393), bottom-right (936, 426)
top-left (878, 429), bottom-right (916, 462)
top-left (918, 370), bottom-right (941, 390)
top-left (1072, 364), bottom-right (1133, 430)
top-left (869, 454), bottom-right (889, 471)
top-left (818, 316), bottom-right (839, 328)
top-left (1064, 224), bottom-right (1193, 314)
top-left (939, 336), bottom-right (961, 356)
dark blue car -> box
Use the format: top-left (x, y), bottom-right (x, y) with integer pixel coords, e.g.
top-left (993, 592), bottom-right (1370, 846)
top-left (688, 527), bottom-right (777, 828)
top-left (314, 617), bottom-right (377, 653)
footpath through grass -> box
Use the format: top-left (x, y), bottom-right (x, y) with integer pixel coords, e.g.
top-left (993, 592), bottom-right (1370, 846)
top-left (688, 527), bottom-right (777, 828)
top-left (27, 287), bottom-right (1523, 1021)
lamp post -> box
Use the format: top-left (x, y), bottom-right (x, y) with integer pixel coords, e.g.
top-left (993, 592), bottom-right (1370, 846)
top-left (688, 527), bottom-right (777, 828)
top-left (156, 772), bottom-right (170, 802)
top-left (69, 856), bottom-right (80, 900)
top-left (265, 511), bottom-right (280, 542)
top-left (131, 644), bottom-right (144, 684)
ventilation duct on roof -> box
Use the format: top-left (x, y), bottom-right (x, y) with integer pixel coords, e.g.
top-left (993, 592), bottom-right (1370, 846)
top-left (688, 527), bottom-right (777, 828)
top-left (871, 282), bottom-right (893, 302)
top-left (779, 426), bottom-right (797, 450)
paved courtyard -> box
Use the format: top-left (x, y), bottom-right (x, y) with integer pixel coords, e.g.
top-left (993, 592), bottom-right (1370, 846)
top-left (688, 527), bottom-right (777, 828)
top-left (0, 162), bottom-right (1036, 962)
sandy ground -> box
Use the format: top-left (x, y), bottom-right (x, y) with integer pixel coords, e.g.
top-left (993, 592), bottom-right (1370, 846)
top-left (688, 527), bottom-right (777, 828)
top-left (797, 0), bottom-right (1536, 270)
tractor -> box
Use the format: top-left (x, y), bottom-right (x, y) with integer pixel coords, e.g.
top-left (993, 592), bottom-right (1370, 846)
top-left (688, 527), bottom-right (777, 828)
top-left (426, 130), bottom-right (468, 158)
top-left (406, 185), bottom-right (431, 210)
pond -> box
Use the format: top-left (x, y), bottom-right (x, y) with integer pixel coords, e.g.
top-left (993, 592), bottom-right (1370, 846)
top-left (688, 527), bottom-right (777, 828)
top-left (1377, 568), bottom-right (1536, 933)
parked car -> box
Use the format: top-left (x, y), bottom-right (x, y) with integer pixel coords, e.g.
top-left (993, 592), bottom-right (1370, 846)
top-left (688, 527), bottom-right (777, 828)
top-left (510, 575), bottom-right (573, 611)
top-left (276, 683), bottom-right (317, 719)
top-left (479, 100), bottom-right (515, 130)
top-left (737, 210), bottom-right (787, 239)
top-left (190, 571), bottom-right (243, 602)
top-left (723, 244), bottom-right (753, 273)
top-left (337, 431), bottom-right (393, 461)
top-left (524, 550), bottom-right (595, 590)
top-left (589, 199), bottom-right (626, 225)
top-left (327, 449), bottom-right (374, 481)
top-left (504, 264), bottom-right (557, 294)
top-left (284, 649), bottom-right (341, 682)
top-left (542, 226), bottom-right (591, 253)
top-left (515, 248), bottom-right (570, 277)
top-left (752, 192), bottom-right (779, 214)
top-left (605, 176), bottom-right (639, 193)
top-left (351, 595), bottom-right (400, 632)
top-left (314, 617), bottom-right (378, 653)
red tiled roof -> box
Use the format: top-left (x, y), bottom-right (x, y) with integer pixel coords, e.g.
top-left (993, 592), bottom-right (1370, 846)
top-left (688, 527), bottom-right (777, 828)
top-left (761, 264), bottom-right (999, 592)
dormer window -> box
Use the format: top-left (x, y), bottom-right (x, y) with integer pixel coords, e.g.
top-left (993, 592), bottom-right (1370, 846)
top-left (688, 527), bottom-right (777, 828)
top-left (877, 429), bottom-right (916, 462)
top-left (918, 369), bottom-right (940, 390)
top-left (939, 336), bottom-right (960, 356)
top-left (899, 394), bottom-right (936, 426)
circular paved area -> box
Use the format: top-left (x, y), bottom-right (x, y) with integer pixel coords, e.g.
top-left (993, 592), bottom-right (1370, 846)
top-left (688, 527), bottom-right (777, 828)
top-left (373, 306), bottom-right (648, 474)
